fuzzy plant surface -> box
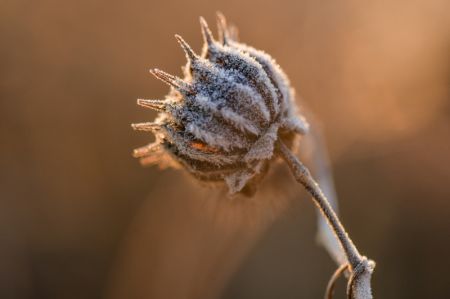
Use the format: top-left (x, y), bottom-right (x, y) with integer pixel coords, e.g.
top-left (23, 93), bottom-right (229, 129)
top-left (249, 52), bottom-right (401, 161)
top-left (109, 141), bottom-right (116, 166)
top-left (132, 14), bottom-right (375, 299)
top-left (132, 14), bottom-right (308, 196)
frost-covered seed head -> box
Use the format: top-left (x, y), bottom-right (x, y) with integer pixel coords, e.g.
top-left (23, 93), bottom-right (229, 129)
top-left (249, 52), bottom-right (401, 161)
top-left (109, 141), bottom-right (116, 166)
top-left (132, 14), bottom-right (309, 196)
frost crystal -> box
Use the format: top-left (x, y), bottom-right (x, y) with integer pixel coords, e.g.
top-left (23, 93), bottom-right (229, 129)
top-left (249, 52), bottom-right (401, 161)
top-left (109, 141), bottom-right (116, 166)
top-left (132, 14), bottom-right (309, 196)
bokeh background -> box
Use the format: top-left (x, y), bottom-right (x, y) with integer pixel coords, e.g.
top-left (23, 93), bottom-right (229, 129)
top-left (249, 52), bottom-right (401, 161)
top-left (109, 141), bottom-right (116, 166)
top-left (1, 0), bottom-right (449, 298)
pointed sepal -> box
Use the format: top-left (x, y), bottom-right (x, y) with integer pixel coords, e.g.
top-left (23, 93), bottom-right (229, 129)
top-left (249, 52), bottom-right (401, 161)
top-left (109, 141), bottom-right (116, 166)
top-left (132, 142), bottom-right (161, 158)
top-left (199, 17), bottom-right (215, 47)
top-left (216, 12), bottom-right (230, 45)
top-left (174, 34), bottom-right (199, 62)
top-left (150, 69), bottom-right (193, 94)
top-left (137, 99), bottom-right (168, 112)
top-left (131, 122), bottom-right (161, 132)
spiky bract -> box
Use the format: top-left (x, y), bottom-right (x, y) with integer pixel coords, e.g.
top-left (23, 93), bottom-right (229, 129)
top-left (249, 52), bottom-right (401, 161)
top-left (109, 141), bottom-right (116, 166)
top-left (133, 14), bottom-right (308, 196)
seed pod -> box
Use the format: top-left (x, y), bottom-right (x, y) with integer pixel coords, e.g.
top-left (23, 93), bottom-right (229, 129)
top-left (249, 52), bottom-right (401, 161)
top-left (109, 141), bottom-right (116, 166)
top-left (132, 14), bottom-right (309, 196)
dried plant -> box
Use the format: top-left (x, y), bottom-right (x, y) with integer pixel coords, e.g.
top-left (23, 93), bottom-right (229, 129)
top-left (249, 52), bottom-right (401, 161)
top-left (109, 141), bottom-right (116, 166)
top-left (132, 14), bottom-right (308, 196)
top-left (132, 13), bottom-right (375, 299)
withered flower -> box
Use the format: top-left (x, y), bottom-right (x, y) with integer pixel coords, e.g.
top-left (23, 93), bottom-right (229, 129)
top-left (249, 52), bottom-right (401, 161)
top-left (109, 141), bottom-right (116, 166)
top-left (132, 14), bottom-right (308, 196)
top-left (132, 14), bottom-right (375, 299)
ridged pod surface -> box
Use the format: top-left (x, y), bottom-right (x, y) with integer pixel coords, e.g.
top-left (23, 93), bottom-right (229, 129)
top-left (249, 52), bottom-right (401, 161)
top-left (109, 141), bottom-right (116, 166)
top-left (132, 14), bottom-right (309, 196)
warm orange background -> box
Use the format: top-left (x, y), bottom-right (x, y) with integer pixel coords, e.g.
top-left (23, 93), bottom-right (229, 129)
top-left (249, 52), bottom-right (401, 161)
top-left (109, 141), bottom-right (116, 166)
top-left (1, 0), bottom-right (449, 298)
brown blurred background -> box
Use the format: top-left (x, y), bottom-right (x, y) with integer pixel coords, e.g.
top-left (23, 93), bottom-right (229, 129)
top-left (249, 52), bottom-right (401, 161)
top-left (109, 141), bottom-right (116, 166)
top-left (1, 0), bottom-right (450, 298)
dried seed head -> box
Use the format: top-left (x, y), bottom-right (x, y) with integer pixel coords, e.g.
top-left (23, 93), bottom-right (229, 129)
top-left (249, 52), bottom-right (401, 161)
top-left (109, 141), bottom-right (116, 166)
top-left (133, 14), bottom-right (309, 196)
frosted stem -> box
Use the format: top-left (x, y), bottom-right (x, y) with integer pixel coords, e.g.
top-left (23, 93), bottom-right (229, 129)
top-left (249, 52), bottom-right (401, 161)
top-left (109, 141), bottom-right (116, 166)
top-left (276, 140), bottom-right (375, 299)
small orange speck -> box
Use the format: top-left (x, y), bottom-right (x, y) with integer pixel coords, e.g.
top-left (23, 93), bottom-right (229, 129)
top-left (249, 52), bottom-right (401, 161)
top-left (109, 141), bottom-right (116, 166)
top-left (190, 141), bottom-right (219, 153)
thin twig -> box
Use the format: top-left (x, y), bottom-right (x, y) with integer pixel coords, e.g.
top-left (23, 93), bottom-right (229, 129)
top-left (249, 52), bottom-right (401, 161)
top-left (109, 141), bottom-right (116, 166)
top-left (299, 120), bottom-right (346, 265)
top-left (276, 140), bottom-right (361, 266)
top-left (325, 263), bottom-right (349, 299)
top-left (276, 140), bottom-right (374, 299)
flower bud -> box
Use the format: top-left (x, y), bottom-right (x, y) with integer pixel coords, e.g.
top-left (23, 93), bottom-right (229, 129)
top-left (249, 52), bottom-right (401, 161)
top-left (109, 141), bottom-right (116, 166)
top-left (133, 14), bottom-right (309, 196)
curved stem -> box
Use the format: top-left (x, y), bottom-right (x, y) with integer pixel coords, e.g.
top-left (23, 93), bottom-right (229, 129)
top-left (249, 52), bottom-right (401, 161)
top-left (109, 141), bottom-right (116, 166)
top-left (277, 140), bottom-right (361, 267)
top-left (325, 263), bottom-right (349, 299)
top-left (276, 140), bottom-right (375, 299)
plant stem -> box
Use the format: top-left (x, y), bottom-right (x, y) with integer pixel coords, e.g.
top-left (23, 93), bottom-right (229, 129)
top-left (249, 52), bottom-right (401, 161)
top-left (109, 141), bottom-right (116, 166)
top-left (276, 140), bottom-right (374, 299)
top-left (277, 140), bottom-right (361, 266)
top-left (325, 263), bottom-right (349, 299)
